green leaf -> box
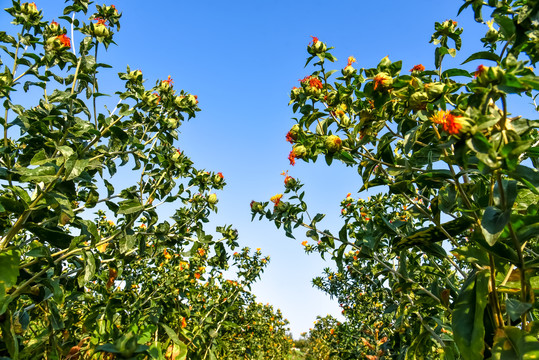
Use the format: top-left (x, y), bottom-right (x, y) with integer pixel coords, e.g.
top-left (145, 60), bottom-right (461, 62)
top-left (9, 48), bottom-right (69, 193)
top-left (452, 269), bottom-right (490, 360)
top-left (492, 326), bottom-right (539, 359)
top-left (506, 299), bottom-right (533, 322)
top-left (481, 206), bottom-right (511, 246)
top-left (461, 51), bottom-right (501, 65)
top-left (78, 251), bottom-right (96, 287)
top-left (0, 250), bottom-right (19, 289)
top-left (442, 68), bottom-right (472, 78)
top-left (118, 199), bottom-right (144, 215)
top-left (393, 217), bottom-right (473, 249)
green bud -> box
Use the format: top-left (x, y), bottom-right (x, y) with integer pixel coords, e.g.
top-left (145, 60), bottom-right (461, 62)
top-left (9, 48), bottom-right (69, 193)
top-left (425, 82), bottom-right (445, 100)
top-left (342, 65), bottom-right (356, 78)
top-left (292, 145), bottom-right (307, 158)
top-left (325, 135), bottom-right (343, 153)
top-left (207, 193), bottom-right (218, 204)
top-left (409, 91), bottom-right (428, 110)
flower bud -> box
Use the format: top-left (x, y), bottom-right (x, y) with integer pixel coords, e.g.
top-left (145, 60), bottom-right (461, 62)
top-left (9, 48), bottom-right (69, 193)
top-left (292, 145), bottom-right (307, 158)
top-left (171, 149), bottom-right (182, 162)
top-left (127, 69), bottom-right (143, 82)
top-left (142, 91), bottom-right (160, 107)
top-left (409, 91), bottom-right (428, 110)
top-left (373, 72), bottom-right (393, 91)
top-left (290, 86), bottom-right (302, 100)
top-left (250, 201), bottom-right (265, 213)
top-left (475, 65), bottom-right (505, 86)
top-left (45, 34), bottom-right (71, 52)
top-left (307, 37), bottom-right (327, 55)
top-left (46, 20), bottom-right (61, 35)
top-left (21, 2), bottom-right (39, 16)
top-left (185, 94), bottom-right (198, 107)
top-left (325, 135), bottom-right (343, 153)
top-left (425, 82), bottom-right (445, 100)
top-left (342, 65), bottom-right (356, 78)
top-left (214, 172), bottom-right (224, 184)
top-left (159, 76), bottom-right (173, 92)
top-left (207, 193), bottom-right (218, 204)
top-left (284, 175), bottom-right (297, 189)
top-left (92, 22), bottom-right (110, 38)
top-left (164, 117), bottom-right (178, 129)
top-left (286, 124), bottom-right (300, 143)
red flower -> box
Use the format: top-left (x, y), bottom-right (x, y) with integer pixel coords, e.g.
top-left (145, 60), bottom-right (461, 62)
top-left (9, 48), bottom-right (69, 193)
top-left (409, 64), bottom-right (425, 72)
top-left (181, 317), bottom-right (187, 328)
top-left (50, 20), bottom-right (59, 27)
top-left (162, 75), bottom-right (173, 86)
top-left (309, 36), bottom-right (318, 45)
top-left (442, 113), bottom-right (464, 135)
top-left (57, 34), bottom-right (71, 48)
top-left (217, 172), bottom-right (224, 179)
top-left (299, 76), bottom-right (323, 89)
top-left (288, 150), bottom-right (297, 165)
top-left (347, 56), bottom-right (357, 67)
top-left (474, 64), bottom-right (486, 78)
top-left (285, 131), bottom-right (295, 143)
top-left (94, 17), bottom-right (107, 26)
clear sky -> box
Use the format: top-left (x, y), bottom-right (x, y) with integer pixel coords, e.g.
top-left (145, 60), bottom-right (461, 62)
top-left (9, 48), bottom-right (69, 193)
top-left (4, 0), bottom-right (535, 339)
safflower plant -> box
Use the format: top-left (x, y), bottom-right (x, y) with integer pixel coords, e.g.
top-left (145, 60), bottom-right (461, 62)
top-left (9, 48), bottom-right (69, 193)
top-left (254, 0), bottom-right (539, 358)
top-left (0, 1), bottom-right (291, 359)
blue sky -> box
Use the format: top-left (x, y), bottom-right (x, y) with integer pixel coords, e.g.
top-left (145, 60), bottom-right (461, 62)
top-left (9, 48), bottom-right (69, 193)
top-left (4, 0), bottom-right (536, 339)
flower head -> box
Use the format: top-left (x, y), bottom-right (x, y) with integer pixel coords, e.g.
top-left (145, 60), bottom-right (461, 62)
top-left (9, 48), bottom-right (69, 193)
top-left (301, 240), bottom-right (308, 246)
top-left (309, 36), bottom-right (318, 45)
top-left (373, 72), bottom-right (392, 90)
top-left (430, 110), bottom-right (464, 135)
top-left (57, 34), bottom-right (71, 48)
top-left (347, 56), bottom-right (357, 67)
top-left (474, 64), bottom-right (486, 78)
top-left (94, 17), bottom-right (107, 26)
top-left (197, 248), bottom-right (206, 257)
top-left (217, 172), bottom-right (224, 179)
top-left (270, 194), bottom-right (283, 207)
top-left (181, 317), bottom-right (187, 328)
top-left (162, 75), bottom-right (173, 86)
top-left (409, 64), bottom-right (425, 72)
top-left (443, 113), bottom-right (464, 135)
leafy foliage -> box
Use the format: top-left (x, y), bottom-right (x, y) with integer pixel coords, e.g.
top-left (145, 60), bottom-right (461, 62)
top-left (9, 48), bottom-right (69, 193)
top-left (255, 0), bottom-right (539, 358)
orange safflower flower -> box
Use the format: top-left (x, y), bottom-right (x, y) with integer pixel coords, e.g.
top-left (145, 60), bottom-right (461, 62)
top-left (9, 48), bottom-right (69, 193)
top-left (429, 110), bottom-right (449, 124)
top-left (347, 56), bottom-right (357, 67)
top-left (285, 131), bottom-right (295, 143)
top-left (217, 172), bottom-right (224, 179)
top-left (373, 73), bottom-right (391, 90)
top-left (299, 75), bottom-right (323, 89)
top-left (270, 194), bottom-right (283, 206)
top-left (194, 273), bottom-right (201, 279)
top-left (162, 75), bottom-right (173, 86)
top-left (301, 240), bottom-right (308, 246)
top-left (288, 150), bottom-right (297, 166)
top-left (50, 20), bottom-right (59, 27)
top-left (94, 17), bottom-right (107, 26)
top-left (197, 248), bottom-right (206, 257)
top-left (181, 317), bottom-right (187, 328)
top-left (163, 249), bottom-right (172, 260)
top-left (57, 34), bottom-right (71, 48)
top-left (409, 64), bottom-right (425, 72)
top-left (309, 36), bottom-right (318, 45)
top-left (474, 64), bottom-right (486, 78)
top-left (443, 113), bottom-right (464, 135)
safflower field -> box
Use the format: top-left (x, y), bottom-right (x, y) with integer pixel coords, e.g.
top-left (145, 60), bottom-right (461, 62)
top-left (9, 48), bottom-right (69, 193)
top-left (1, 0), bottom-right (539, 359)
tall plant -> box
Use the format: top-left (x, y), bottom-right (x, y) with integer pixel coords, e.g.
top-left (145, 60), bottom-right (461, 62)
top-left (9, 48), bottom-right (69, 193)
top-left (254, 0), bottom-right (539, 358)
